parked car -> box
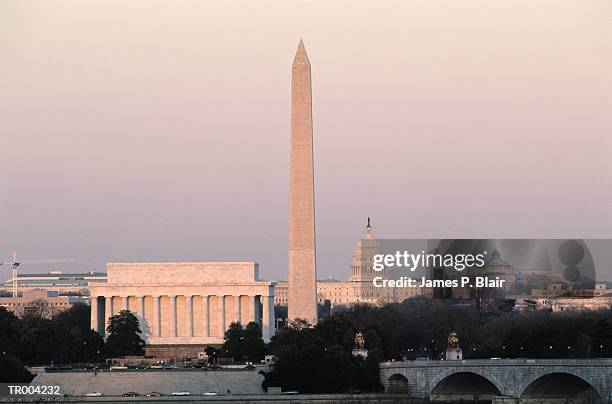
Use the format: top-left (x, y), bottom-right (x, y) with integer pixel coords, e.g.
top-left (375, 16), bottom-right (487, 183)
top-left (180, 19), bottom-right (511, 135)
top-left (203, 392), bottom-right (218, 396)
top-left (72, 363), bottom-right (95, 370)
top-left (146, 392), bottom-right (162, 397)
top-left (109, 365), bottom-right (128, 371)
top-left (172, 391), bottom-right (191, 396)
top-left (47, 364), bottom-right (73, 371)
top-left (122, 392), bottom-right (139, 397)
top-left (85, 392), bottom-right (102, 397)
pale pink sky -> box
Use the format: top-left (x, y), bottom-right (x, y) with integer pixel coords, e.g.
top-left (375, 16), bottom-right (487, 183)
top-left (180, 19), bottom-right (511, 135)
top-left (1, 1), bottom-right (611, 282)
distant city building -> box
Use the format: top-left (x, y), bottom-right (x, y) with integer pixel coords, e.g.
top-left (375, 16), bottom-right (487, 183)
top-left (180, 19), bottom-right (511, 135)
top-left (2, 271), bottom-right (107, 295)
top-left (513, 283), bottom-right (610, 312)
top-left (0, 289), bottom-right (88, 318)
top-left (548, 291), bottom-right (612, 311)
top-left (89, 262), bottom-right (276, 347)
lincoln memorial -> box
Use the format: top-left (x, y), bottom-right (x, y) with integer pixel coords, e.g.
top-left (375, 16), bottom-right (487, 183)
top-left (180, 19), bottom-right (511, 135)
top-left (89, 262), bottom-right (276, 344)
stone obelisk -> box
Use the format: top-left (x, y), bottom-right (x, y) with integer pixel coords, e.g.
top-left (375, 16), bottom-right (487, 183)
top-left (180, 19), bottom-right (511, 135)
top-left (288, 39), bottom-right (317, 324)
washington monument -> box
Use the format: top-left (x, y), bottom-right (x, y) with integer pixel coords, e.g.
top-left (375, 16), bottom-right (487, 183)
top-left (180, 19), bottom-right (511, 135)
top-left (288, 39), bottom-right (318, 324)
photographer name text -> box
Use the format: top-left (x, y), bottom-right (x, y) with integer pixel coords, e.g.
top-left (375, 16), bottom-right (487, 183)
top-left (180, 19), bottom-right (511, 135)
top-left (373, 276), bottom-right (505, 288)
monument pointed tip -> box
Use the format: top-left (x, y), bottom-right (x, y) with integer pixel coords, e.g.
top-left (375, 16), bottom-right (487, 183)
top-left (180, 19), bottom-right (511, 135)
top-left (293, 39), bottom-right (310, 66)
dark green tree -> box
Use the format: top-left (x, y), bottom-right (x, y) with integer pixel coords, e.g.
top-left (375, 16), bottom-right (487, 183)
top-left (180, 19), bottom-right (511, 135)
top-left (319, 345), bottom-right (357, 392)
top-left (362, 348), bottom-right (383, 391)
top-left (19, 315), bottom-right (74, 364)
top-left (54, 302), bottom-right (91, 334)
top-left (0, 354), bottom-right (32, 382)
top-left (315, 313), bottom-right (354, 351)
top-left (242, 322), bottom-right (266, 362)
top-left (222, 322), bottom-right (244, 360)
top-left (0, 308), bottom-right (32, 382)
top-left (364, 329), bottom-right (382, 351)
top-left (269, 318), bottom-right (319, 353)
top-left (55, 303), bottom-right (105, 362)
top-left (265, 315), bottom-right (363, 393)
top-left (0, 307), bottom-right (21, 358)
top-left (105, 310), bottom-right (145, 357)
top-left (589, 318), bottom-right (612, 358)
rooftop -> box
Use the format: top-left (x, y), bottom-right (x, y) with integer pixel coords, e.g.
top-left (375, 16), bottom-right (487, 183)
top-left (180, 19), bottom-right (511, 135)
top-left (17, 272), bottom-right (106, 278)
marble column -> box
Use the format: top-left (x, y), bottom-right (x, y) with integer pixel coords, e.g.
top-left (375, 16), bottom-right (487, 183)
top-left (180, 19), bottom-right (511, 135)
top-left (247, 295), bottom-right (255, 324)
top-left (90, 296), bottom-right (98, 334)
top-left (139, 296), bottom-right (145, 317)
top-left (104, 296), bottom-right (113, 337)
top-left (187, 295), bottom-right (194, 337)
top-left (234, 295), bottom-right (241, 324)
top-left (170, 295), bottom-right (177, 337)
top-left (202, 295), bottom-right (209, 337)
top-left (153, 296), bottom-right (160, 337)
top-left (262, 295), bottom-right (275, 341)
top-left (122, 296), bottom-right (128, 311)
top-left (217, 295), bottom-right (225, 337)
top-left (253, 295), bottom-right (261, 325)
top-left (138, 296), bottom-right (145, 338)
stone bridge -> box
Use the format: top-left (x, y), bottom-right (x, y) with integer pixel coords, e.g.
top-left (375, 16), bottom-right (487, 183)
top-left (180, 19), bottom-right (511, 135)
top-left (380, 359), bottom-right (612, 402)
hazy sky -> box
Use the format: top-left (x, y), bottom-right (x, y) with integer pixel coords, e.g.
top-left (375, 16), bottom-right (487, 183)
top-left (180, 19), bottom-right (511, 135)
top-left (1, 0), bottom-right (611, 282)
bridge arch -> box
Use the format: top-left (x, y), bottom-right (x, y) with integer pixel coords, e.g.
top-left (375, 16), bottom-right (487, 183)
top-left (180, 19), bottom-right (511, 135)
top-left (387, 373), bottom-right (409, 394)
top-left (430, 371), bottom-right (502, 399)
top-left (520, 372), bottom-right (603, 402)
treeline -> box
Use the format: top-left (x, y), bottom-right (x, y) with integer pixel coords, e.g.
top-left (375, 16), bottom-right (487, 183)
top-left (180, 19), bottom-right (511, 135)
top-left (340, 297), bottom-right (612, 360)
top-left (0, 305), bottom-right (150, 382)
top-left (264, 297), bottom-right (612, 393)
top-left (3, 296), bottom-right (612, 389)
top-left (0, 303), bottom-right (105, 382)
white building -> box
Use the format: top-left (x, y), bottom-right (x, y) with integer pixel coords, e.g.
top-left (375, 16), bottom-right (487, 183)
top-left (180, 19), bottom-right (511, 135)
top-left (89, 262), bottom-right (275, 345)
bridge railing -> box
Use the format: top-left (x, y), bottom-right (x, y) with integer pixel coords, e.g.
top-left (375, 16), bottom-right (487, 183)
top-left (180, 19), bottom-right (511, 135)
top-left (380, 358), bottom-right (612, 367)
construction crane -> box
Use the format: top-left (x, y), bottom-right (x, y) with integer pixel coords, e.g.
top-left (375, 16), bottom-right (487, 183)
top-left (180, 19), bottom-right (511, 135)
top-left (0, 251), bottom-right (75, 298)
